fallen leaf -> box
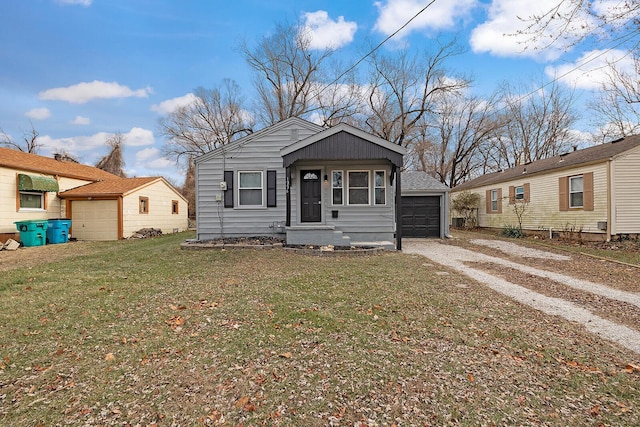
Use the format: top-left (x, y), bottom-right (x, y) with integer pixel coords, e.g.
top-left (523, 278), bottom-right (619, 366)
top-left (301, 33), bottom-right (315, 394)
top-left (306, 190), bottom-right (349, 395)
top-left (468, 373), bottom-right (475, 382)
top-left (590, 405), bottom-right (599, 416)
top-left (279, 352), bottom-right (292, 359)
top-left (105, 353), bottom-right (116, 362)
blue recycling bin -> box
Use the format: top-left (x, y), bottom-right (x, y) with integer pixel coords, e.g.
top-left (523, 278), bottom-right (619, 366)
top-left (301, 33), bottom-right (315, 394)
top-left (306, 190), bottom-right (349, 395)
top-left (47, 219), bottom-right (72, 244)
top-left (15, 219), bottom-right (48, 247)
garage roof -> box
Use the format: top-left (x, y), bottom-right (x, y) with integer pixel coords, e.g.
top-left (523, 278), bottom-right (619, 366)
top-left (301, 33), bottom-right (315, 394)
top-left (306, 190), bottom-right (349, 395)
top-left (402, 171), bottom-right (450, 194)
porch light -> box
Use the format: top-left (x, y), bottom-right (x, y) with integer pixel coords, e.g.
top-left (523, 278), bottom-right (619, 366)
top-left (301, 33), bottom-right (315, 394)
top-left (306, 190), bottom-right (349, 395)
top-left (324, 174), bottom-right (328, 183)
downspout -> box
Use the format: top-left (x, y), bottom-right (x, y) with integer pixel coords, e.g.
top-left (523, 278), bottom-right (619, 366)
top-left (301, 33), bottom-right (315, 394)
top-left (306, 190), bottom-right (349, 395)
top-left (395, 169), bottom-right (402, 251)
top-left (606, 158), bottom-right (612, 242)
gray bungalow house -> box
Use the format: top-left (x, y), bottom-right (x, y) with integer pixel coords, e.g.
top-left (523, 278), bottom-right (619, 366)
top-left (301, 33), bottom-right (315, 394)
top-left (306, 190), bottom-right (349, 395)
top-left (194, 117), bottom-right (410, 249)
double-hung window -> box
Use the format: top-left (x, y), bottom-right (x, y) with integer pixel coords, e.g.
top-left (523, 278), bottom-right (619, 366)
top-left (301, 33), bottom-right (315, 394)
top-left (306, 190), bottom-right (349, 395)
top-left (491, 189), bottom-right (499, 211)
top-left (332, 170), bottom-right (343, 205)
top-left (19, 191), bottom-right (44, 210)
top-left (348, 171), bottom-right (369, 205)
top-left (238, 171), bottom-right (263, 206)
top-left (569, 175), bottom-right (583, 208)
top-left (374, 171), bottom-right (386, 205)
top-left (515, 186), bottom-right (524, 200)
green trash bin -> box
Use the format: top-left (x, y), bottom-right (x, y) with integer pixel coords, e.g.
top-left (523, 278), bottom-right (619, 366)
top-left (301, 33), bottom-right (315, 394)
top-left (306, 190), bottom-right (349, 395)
top-left (47, 219), bottom-right (71, 244)
top-left (15, 220), bottom-right (48, 247)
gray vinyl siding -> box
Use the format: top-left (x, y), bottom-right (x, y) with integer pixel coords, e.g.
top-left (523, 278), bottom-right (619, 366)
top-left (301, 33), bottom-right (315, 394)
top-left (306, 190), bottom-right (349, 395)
top-left (290, 160), bottom-right (397, 241)
top-left (195, 123), bottom-right (319, 240)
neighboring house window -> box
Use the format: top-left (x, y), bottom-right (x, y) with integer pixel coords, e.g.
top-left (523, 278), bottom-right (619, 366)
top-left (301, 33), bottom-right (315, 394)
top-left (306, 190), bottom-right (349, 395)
top-left (332, 170), bottom-right (343, 205)
top-left (509, 183), bottom-right (530, 204)
top-left (491, 189), bottom-right (499, 211)
top-left (348, 171), bottom-right (369, 205)
top-left (486, 188), bottom-right (502, 213)
top-left (558, 172), bottom-right (593, 211)
top-left (172, 200), bottom-right (179, 214)
top-left (515, 186), bottom-right (524, 200)
top-left (139, 196), bottom-right (149, 214)
top-left (19, 191), bottom-right (44, 210)
top-left (569, 176), bottom-right (583, 208)
top-left (374, 170), bottom-right (386, 205)
top-left (238, 171), bottom-right (263, 206)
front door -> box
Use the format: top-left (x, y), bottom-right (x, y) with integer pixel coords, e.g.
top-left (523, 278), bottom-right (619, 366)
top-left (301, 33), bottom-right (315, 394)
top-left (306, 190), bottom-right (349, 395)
top-left (300, 169), bottom-right (321, 222)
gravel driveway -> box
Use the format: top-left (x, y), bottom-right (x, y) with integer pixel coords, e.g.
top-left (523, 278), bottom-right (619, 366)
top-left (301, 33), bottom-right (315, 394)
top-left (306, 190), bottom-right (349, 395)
top-left (403, 238), bottom-right (640, 355)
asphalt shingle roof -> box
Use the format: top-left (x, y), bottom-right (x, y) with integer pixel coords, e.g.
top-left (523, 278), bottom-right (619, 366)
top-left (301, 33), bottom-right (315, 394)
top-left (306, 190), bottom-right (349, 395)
top-left (0, 147), bottom-right (119, 181)
top-left (453, 134), bottom-right (640, 191)
top-left (58, 177), bottom-right (161, 197)
top-left (401, 171), bottom-right (450, 192)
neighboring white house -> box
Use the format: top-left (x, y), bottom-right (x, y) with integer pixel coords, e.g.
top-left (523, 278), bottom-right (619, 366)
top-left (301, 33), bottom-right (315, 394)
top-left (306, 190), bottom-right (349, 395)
top-left (450, 135), bottom-right (640, 240)
top-left (0, 147), bottom-right (188, 243)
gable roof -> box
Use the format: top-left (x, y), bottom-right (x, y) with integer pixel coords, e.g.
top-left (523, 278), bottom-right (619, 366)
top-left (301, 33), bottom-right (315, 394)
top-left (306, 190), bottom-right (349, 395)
top-left (194, 117), bottom-right (324, 164)
top-left (454, 134), bottom-right (640, 191)
top-left (0, 147), bottom-right (120, 181)
top-left (281, 123), bottom-right (406, 168)
top-left (59, 177), bottom-right (187, 202)
top-left (402, 171), bottom-right (450, 193)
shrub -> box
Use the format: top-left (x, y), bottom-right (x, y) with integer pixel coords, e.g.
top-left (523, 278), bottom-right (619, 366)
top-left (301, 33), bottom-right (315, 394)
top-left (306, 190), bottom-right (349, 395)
top-left (501, 224), bottom-right (524, 238)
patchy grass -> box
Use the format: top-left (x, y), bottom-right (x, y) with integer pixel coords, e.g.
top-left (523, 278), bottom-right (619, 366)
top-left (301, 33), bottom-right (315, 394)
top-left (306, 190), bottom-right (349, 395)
top-left (0, 232), bottom-right (639, 426)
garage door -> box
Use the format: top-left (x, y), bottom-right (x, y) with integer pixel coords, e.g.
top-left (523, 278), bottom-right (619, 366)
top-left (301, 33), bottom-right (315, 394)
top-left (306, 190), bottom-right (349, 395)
top-left (71, 200), bottom-right (118, 241)
top-left (401, 196), bottom-right (440, 238)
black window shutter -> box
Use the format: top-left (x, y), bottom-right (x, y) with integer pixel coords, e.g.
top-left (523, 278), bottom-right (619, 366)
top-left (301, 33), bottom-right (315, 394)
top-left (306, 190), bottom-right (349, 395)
top-left (267, 170), bottom-right (277, 207)
top-left (224, 171), bottom-right (233, 208)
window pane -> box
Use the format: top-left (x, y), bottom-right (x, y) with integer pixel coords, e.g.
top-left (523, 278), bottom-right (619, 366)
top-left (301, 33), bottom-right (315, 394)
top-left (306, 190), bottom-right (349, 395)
top-left (570, 193), bottom-right (583, 207)
top-left (20, 192), bottom-right (42, 209)
top-left (333, 189), bottom-right (343, 205)
top-left (570, 176), bottom-right (583, 192)
top-left (349, 189), bottom-right (369, 205)
top-left (515, 186), bottom-right (524, 200)
top-left (375, 188), bottom-right (385, 205)
top-left (349, 171), bottom-right (368, 188)
top-left (239, 189), bottom-right (262, 205)
top-left (240, 172), bottom-right (261, 188)
top-left (332, 171), bottom-right (342, 187)
top-left (375, 171), bottom-right (385, 187)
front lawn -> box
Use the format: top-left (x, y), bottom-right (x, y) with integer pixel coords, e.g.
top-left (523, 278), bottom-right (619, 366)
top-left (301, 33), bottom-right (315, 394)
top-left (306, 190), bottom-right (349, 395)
top-left (1, 232), bottom-right (638, 425)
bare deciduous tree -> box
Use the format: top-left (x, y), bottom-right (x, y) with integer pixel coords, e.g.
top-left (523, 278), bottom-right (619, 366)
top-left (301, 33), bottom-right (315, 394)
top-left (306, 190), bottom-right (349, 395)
top-left (359, 41), bottom-right (469, 147)
top-left (96, 132), bottom-right (127, 177)
top-left (180, 156), bottom-right (196, 220)
top-left (590, 56), bottom-right (640, 141)
top-left (159, 81), bottom-right (254, 166)
top-left (411, 93), bottom-right (502, 187)
top-left (491, 80), bottom-right (578, 169)
top-left (0, 122), bottom-right (41, 153)
top-left (240, 22), bottom-right (334, 126)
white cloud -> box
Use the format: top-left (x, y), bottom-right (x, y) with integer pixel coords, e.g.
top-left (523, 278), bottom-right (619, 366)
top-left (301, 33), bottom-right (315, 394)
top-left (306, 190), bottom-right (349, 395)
top-left (55, 0), bottom-right (92, 6)
top-left (38, 127), bottom-right (154, 159)
top-left (150, 93), bottom-right (197, 114)
top-left (70, 115), bottom-right (91, 125)
top-left (123, 127), bottom-right (155, 147)
top-left (300, 10), bottom-right (357, 50)
top-left (545, 49), bottom-right (634, 90)
top-left (135, 147), bottom-right (160, 162)
top-left (39, 80), bottom-right (152, 104)
top-left (470, 0), bottom-right (595, 60)
top-left (374, 0), bottom-right (476, 37)
top-left (135, 147), bottom-right (173, 170)
top-left (24, 107), bottom-right (51, 120)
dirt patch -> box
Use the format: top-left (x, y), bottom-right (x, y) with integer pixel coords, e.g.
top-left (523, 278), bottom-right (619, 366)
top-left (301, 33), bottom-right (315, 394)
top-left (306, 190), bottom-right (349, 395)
top-left (0, 241), bottom-right (97, 272)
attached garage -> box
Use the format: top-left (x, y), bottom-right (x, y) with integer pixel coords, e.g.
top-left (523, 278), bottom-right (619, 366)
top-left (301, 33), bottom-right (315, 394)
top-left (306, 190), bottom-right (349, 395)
top-left (401, 196), bottom-right (441, 237)
top-left (401, 172), bottom-right (450, 239)
top-left (71, 200), bottom-right (119, 241)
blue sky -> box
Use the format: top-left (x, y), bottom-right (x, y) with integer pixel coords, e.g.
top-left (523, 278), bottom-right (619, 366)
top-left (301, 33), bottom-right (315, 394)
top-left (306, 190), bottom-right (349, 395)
top-left (1, 0), bottom-right (636, 184)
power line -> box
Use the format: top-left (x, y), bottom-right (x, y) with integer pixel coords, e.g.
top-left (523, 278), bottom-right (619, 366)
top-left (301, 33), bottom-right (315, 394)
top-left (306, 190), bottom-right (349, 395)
top-left (322, 0), bottom-right (436, 91)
